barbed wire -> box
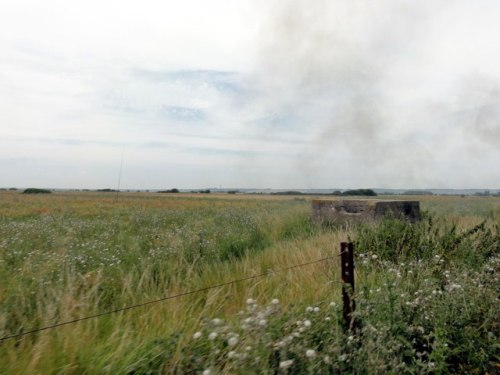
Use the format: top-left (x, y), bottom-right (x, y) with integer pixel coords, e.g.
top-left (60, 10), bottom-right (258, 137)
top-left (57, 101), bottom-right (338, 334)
top-left (1, 255), bottom-right (342, 343)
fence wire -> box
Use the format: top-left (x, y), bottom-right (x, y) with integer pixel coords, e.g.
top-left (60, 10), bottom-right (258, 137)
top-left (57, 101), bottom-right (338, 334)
top-left (1, 255), bottom-right (342, 342)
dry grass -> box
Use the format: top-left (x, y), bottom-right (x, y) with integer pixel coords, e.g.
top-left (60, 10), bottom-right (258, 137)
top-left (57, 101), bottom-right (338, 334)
top-left (0, 191), bottom-right (498, 374)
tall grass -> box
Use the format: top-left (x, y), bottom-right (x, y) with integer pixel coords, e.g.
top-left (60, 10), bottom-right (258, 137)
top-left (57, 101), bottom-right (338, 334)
top-left (0, 192), bottom-right (498, 374)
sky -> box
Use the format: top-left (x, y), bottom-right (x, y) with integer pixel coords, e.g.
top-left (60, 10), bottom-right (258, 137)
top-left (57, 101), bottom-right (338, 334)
top-left (1, 0), bottom-right (499, 190)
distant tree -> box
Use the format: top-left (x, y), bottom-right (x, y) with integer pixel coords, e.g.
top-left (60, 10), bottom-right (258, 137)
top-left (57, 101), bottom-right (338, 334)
top-left (341, 189), bottom-right (377, 196)
top-left (97, 188), bottom-right (118, 192)
top-left (331, 190), bottom-right (342, 196)
top-left (158, 188), bottom-right (180, 193)
top-left (23, 188), bottom-right (52, 194)
top-left (227, 190), bottom-right (239, 194)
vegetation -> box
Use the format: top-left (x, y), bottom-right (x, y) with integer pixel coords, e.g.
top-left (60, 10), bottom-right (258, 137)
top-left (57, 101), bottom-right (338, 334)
top-left (0, 191), bottom-right (498, 374)
top-left (158, 188), bottom-right (180, 193)
top-left (22, 188), bottom-right (52, 194)
top-left (342, 189), bottom-right (377, 196)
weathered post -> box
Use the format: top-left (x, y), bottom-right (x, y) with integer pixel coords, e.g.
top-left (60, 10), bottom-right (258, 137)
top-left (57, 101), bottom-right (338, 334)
top-left (340, 242), bottom-right (355, 330)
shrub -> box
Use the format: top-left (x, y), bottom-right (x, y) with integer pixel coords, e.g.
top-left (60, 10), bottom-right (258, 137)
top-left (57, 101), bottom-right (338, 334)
top-left (22, 188), bottom-right (52, 194)
top-left (158, 188), bottom-right (179, 193)
top-left (342, 189), bottom-right (377, 196)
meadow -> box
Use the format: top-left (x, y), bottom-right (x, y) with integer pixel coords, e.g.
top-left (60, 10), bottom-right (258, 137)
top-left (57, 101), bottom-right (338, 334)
top-left (0, 191), bottom-right (498, 374)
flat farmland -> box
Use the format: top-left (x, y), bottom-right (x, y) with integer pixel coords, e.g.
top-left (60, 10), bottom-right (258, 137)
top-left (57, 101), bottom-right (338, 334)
top-left (0, 192), bottom-right (498, 374)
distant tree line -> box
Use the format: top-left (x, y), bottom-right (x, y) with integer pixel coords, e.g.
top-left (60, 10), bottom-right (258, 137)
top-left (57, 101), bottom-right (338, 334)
top-left (158, 188), bottom-right (180, 193)
top-left (271, 189), bottom-right (377, 196)
top-left (23, 188), bottom-right (52, 194)
top-left (340, 189), bottom-right (377, 196)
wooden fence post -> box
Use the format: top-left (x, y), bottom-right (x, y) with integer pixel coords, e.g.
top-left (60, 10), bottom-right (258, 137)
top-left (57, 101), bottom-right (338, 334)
top-left (340, 242), bottom-right (356, 330)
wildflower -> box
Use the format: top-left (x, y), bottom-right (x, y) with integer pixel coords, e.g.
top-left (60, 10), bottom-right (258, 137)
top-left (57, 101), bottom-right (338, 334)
top-left (193, 331), bottom-right (202, 339)
top-left (306, 306), bottom-right (314, 313)
top-left (324, 355), bottom-right (332, 364)
top-left (371, 254), bottom-right (378, 260)
top-left (246, 298), bottom-right (256, 305)
top-left (279, 359), bottom-right (294, 369)
top-left (329, 302), bottom-right (337, 307)
top-left (303, 319), bottom-right (312, 327)
top-left (212, 318), bottom-right (223, 326)
top-left (325, 316), bottom-right (331, 321)
top-left (227, 351), bottom-right (237, 359)
top-left (228, 337), bottom-right (239, 347)
top-left (271, 298), bottom-right (279, 305)
top-left (258, 319), bottom-right (267, 327)
top-left (339, 354), bottom-right (347, 362)
top-left (306, 349), bottom-right (316, 359)
top-left (313, 307), bottom-right (320, 313)
top-left (208, 332), bottom-right (218, 340)
top-left (202, 370), bottom-right (211, 375)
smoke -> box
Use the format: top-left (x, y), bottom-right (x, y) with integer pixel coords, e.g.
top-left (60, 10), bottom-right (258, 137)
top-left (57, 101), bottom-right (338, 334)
top-left (249, 0), bottom-right (497, 188)
top-left (453, 74), bottom-right (500, 148)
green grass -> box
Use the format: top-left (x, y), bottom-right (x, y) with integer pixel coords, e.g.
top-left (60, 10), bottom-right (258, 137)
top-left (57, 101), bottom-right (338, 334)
top-left (0, 192), bottom-right (498, 374)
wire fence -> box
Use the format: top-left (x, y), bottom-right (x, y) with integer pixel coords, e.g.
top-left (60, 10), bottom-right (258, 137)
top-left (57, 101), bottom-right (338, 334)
top-left (1, 255), bottom-right (344, 343)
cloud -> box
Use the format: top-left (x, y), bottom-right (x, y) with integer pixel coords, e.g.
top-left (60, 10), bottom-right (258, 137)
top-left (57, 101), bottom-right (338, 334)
top-left (0, 0), bottom-right (499, 189)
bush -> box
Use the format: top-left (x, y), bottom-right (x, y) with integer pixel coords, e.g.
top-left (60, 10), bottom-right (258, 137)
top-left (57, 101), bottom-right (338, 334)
top-left (158, 188), bottom-right (179, 193)
top-left (22, 188), bottom-right (51, 194)
top-left (342, 189), bottom-right (377, 196)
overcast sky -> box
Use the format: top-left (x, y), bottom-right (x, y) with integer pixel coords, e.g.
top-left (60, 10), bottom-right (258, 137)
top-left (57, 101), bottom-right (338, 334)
top-left (1, 0), bottom-right (499, 189)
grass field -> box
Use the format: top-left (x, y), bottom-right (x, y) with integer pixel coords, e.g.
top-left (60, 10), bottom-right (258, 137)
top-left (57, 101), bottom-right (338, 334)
top-left (0, 192), bottom-right (498, 374)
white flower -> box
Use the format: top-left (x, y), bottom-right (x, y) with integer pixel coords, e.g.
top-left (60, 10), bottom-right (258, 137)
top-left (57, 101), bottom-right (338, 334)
top-left (227, 351), bottom-right (237, 359)
top-left (246, 298), bottom-right (256, 305)
top-left (228, 337), bottom-right (239, 347)
top-left (339, 354), bottom-right (347, 362)
top-left (202, 370), bottom-right (211, 375)
top-left (271, 298), bottom-right (279, 305)
top-left (208, 332), bottom-right (218, 340)
top-left (325, 316), bottom-right (331, 321)
top-left (212, 318), bottom-right (223, 326)
top-left (258, 319), bottom-right (267, 327)
top-left (279, 359), bottom-right (294, 369)
top-left (371, 254), bottom-right (378, 260)
top-left (324, 355), bottom-right (331, 364)
top-left (192, 331), bottom-right (202, 339)
top-left (303, 319), bottom-right (312, 327)
top-left (306, 306), bottom-right (314, 313)
top-left (313, 307), bottom-right (320, 313)
top-left (306, 349), bottom-right (316, 358)
top-left (329, 302), bottom-right (337, 308)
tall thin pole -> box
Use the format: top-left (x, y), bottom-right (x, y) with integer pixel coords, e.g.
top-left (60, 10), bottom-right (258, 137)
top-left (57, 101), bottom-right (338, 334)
top-left (116, 148), bottom-right (124, 200)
